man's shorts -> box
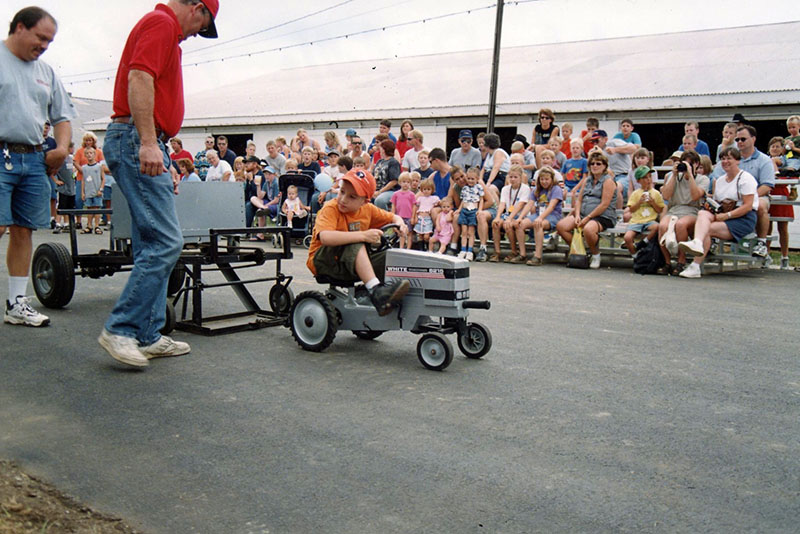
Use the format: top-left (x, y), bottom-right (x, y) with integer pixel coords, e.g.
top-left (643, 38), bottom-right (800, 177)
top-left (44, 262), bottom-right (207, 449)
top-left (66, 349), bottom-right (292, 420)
top-left (458, 208), bottom-right (478, 226)
top-left (313, 243), bottom-right (388, 283)
top-left (482, 206), bottom-right (498, 219)
top-left (57, 193), bottom-right (75, 210)
top-left (626, 221), bottom-right (657, 234)
top-left (103, 185), bottom-right (113, 201)
top-left (0, 150), bottom-right (50, 228)
top-left (49, 177), bottom-right (58, 200)
top-left (84, 196), bottom-right (103, 208)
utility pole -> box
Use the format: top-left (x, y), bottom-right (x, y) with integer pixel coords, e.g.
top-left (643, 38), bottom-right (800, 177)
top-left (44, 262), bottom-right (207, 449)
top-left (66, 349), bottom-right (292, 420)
top-left (487, 0), bottom-right (504, 133)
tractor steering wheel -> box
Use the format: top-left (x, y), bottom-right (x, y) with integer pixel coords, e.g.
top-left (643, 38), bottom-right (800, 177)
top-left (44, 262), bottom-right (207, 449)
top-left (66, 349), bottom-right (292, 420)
top-left (367, 223), bottom-right (401, 254)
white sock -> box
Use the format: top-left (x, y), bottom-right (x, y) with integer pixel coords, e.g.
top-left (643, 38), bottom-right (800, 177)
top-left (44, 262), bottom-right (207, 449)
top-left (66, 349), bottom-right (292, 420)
top-left (365, 277), bottom-right (380, 291)
top-left (8, 276), bottom-right (28, 305)
top-left (449, 243), bottom-right (458, 250)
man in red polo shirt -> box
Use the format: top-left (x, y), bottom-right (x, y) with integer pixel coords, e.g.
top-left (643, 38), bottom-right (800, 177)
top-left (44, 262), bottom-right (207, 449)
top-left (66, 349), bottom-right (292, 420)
top-left (98, 0), bottom-right (220, 368)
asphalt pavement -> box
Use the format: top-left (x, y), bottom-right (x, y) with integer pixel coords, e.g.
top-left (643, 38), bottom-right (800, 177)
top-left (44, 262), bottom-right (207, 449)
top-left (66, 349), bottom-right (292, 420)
top-left (1, 229), bottom-right (799, 533)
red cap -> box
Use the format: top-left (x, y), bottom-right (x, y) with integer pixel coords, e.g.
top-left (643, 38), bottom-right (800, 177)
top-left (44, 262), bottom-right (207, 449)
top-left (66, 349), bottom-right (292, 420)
top-left (340, 169), bottom-right (376, 199)
top-left (199, 0), bottom-right (219, 39)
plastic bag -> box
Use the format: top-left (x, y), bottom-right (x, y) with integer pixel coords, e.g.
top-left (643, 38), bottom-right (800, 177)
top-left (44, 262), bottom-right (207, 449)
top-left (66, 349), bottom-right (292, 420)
top-left (567, 227), bottom-right (590, 269)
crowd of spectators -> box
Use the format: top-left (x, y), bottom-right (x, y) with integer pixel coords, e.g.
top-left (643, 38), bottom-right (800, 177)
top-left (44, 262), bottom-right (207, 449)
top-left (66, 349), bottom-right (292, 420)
top-left (61, 114), bottom-right (797, 277)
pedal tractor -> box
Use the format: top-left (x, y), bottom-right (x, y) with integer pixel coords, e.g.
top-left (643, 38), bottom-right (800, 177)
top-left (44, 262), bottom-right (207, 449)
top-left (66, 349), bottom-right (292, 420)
top-left (288, 226), bottom-right (492, 371)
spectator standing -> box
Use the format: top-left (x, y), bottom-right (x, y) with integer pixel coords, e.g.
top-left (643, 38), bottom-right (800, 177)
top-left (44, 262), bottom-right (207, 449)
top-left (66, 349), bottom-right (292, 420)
top-left (531, 108), bottom-right (559, 149)
top-left (98, 0), bottom-right (219, 366)
top-left (676, 121), bottom-right (711, 157)
top-left (401, 130), bottom-right (426, 172)
top-left (194, 135), bottom-right (214, 180)
top-left (0, 6), bottom-right (75, 327)
top-left (390, 173), bottom-right (416, 248)
top-left (767, 136), bottom-right (794, 269)
top-left (52, 142), bottom-right (76, 233)
top-left (561, 139), bottom-right (588, 192)
top-left (169, 137), bottom-right (192, 170)
top-left (216, 135), bottom-right (236, 167)
top-left (74, 132), bottom-right (105, 220)
top-left (591, 129), bottom-right (637, 208)
top-left (448, 129), bottom-right (482, 171)
top-left (396, 120), bottom-right (414, 158)
top-left (264, 140), bottom-right (287, 175)
top-left (715, 122), bottom-right (738, 162)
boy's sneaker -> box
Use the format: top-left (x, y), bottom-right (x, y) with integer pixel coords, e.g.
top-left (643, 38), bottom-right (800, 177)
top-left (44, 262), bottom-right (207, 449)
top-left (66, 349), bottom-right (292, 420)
top-left (751, 240), bottom-right (768, 258)
top-left (98, 329), bottom-right (149, 367)
top-left (679, 262), bottom-right (702, 279)
top-left (589, 254), bottom-right (601, 269)
top-left (465, 251), bottom-right (474, 261)
top-left (474, 248), bottom-right (487, 262)
top-left (50, 218), bottom-right (56, 229)
top-left (761, 255), bottom-right (773, 269)
top-left (370, 280), bottom-right (410, 317)
top-left (4, 296), bottom-right (50, 327)
top-left (52, 224), bottom-right (62, 234)
top-left (780, 257), bottom-right (790, 270)
top-left (634, 239), bottom-right (649, 252)
top-left (457, 251), bottom-right (467, 259)
top-left (679, 238), bottom-right (704, 257)
top-left (140, 335), bottom-right (191, 359)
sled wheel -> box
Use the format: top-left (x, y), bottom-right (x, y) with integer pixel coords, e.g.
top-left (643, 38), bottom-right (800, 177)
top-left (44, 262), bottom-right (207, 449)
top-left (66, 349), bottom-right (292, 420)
top-left (457, 322), bottom-right (492, 359)
top-left (303, 234), bottom-right (312, 248)
top-left (161, 300), bottom-right (176, 335)
top-left (32, 242), bottom-right (75, 308)
top-left (167, 264), bottom-right (186, 296)
top-left (416, 333), bottom-right (453, 371)
top-left (353, 330), bottom-right (384, 341)
top-left (290, 291), bottom-right (338, 352)
top-left (269, 283), bottom-right (294, 315)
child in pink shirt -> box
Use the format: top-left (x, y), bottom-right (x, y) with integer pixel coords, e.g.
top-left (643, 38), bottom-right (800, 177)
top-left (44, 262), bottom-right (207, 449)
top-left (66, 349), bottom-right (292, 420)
top-left (391, 173), bottom-right (417, 248)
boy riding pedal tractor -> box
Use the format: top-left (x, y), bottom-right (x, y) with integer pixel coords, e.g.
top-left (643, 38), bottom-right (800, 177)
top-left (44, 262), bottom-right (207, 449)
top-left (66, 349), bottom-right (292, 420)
top-left (306, 169), bottom-right (410, 316)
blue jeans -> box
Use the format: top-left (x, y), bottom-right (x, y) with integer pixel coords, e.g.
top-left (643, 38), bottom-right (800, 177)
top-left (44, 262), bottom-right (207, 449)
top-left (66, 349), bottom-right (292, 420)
top-left (0, 149), bottom-right (49, 228)
top-left (374, 190), bottom-right (394, 211)
top-left (102, 123), bottom-right (183, 345)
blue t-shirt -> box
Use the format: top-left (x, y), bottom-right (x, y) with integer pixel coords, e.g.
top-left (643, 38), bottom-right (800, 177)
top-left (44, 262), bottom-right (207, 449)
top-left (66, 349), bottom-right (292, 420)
top-left (432, 171), bottom-right (451, 199)
top-left (613, 132), bottom-right (642, 145)
top-left (531, 185), bottom-right (564, 219)
top-left (418, 167), bottom-right (435, 179)
top-left (678, 140), bottom-right (711, 157)
top-left (560, 158), bottom-right (588, 191)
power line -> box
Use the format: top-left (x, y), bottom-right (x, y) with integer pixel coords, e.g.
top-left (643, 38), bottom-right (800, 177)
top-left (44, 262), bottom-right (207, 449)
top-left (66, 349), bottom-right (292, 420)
top-left (63, 0), bottom-right (541, 86)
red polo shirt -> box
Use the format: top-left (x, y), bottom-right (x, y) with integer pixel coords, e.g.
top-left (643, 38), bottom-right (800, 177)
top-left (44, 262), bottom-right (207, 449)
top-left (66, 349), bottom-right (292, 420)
top-left (111, 4), bottom-right (184, 136)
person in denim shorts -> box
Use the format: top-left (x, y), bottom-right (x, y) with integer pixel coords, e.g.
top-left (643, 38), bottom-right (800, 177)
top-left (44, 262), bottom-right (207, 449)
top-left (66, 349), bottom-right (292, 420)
top-left (1, 7), bottom-right (75, 327)
top-left (97, 0), bottom-right (220, 368)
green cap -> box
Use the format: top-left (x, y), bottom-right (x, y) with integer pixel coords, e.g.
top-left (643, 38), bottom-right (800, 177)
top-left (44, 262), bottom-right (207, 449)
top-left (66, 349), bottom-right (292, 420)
top-left (634, 165), bottom-right (653, 180)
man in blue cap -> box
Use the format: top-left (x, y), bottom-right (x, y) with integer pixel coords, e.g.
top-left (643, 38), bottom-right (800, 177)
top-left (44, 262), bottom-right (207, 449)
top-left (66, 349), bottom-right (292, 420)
top-left (448, 129), bottom-right (482, 170)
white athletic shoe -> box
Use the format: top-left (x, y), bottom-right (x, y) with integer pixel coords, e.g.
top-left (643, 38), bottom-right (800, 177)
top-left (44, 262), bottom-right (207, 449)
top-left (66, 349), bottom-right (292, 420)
top-left (679, 238), bottom-right (704, 257)
top-left (457, 251), bottom-right (467, 259)
top-left (140, 335), bottom-right (191, 359)
top-left (465, 251), bottom-right (474, 261)
top-left (679, 262), bottom-right (702, 279)
top-left (589, 254), bottom-right (601, 269)
top-left (4, 296), bottom-right (50, 327)
top-left (780, 257), bottom-right (790, 270)
top-left (98, 329), bottom-right (149, 367)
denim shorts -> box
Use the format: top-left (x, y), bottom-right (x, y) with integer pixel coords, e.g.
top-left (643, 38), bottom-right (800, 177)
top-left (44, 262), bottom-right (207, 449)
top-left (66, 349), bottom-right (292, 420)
top-left (490, 172), bottom-right (507, 192)
top-left (84, 196), bottom-right (103, 208)
top-left (528, 212), bottom-right (561, 229)
top-left (627, 221), bottom-right (656, 234)
top-left (49, 176), bottom-right (58, 199)
top-left (0, 150), bottom-right (50, 228)
top-left (724, 210), bottom-right (757, 241)
top-left (483, 206), bottom-right (498, 219)
top-left (103, 185), bottom-right (113, 201)
top-left (414, 215), bottom-right (433, 234)
top-left (458, 208), bottom-right (478, 226)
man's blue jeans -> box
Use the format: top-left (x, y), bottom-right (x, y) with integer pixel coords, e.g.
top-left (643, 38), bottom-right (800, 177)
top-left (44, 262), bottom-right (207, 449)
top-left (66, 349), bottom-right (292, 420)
top-left (103, 123), bottom-right (182, 345)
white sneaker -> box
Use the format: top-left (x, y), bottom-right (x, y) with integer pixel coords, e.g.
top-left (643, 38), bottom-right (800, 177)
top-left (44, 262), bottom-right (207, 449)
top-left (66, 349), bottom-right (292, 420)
top-left (679, 262), bottom-right (702, 278)
top-left (465, 251), bottom-right (474, 261)
top-left (457, 251), bottom-right (467, 259)
top-left (140, 335), bottom-right (191, 359)
top-left (98, 329), bottom-right (149, 367)
top-left (751, 240), bottom-right (768, 258)
top-left (780, 257), bottom-right (790, 270)
top-left (4, 296), bottom-right (50, 327)
top-left (761, 255), bottom-right (773, 269)
top-left (589, 254), bottom-right (601, 269)
top-left (679, 238), bottom-right (704, 257)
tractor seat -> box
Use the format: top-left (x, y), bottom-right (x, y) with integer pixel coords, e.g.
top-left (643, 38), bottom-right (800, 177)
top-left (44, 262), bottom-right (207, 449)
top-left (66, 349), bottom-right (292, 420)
top-left (315, 275), bottom-right (357, 288)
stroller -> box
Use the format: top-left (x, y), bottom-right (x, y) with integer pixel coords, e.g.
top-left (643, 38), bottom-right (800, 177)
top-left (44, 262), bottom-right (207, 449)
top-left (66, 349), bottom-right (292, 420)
top-left (276, 173), bottom-right (316, 248)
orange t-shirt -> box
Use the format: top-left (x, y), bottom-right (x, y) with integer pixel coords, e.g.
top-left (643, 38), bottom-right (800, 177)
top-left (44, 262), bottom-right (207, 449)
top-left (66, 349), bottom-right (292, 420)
top-left (560, 138), bottom-right (572, 158)
top-left (74, 147), bottom-right (105, 182)
top-left (306, 199), bottom-right (394, 275)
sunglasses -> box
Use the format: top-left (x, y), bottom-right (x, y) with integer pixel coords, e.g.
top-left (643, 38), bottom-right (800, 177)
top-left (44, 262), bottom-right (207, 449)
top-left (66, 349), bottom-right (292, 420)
top-left (460, 139), bottom-right (472, 143)
top-left (734, 137), bottom-right (749, 143)
top-left (539, 116), bottom-right (552, 120)
top-left (589, 161), bottom-right (604, 166)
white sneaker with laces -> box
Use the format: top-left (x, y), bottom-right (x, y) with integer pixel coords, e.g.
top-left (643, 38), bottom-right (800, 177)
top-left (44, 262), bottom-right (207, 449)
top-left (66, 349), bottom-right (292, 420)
top-left (679, 262), bottom-right (702, 278)
top-left (4, 296), bottom-right (50, 327)
top-left (751, 240), bottom-right (768, 258)
top-left (465, 251), bottom-right (474, 261)
top-left (457, 251), bottom-right (467, 259)
top-left (589, 254), bottom-right (601, 269)
top-left (141, 335), bottom-right (191, 359)
top-left (679, 238), bottom-right (704, 257)
top-left (761, 255), bottom-right (773, 269)
top-left (98, 329), bottom-right (149, 367)
top-left (780, 257), bottom-right (790, 270)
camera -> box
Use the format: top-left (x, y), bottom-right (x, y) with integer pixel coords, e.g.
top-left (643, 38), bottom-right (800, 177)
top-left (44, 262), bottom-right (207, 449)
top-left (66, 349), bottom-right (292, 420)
top-left (677, 162), bottom-right (687, 172)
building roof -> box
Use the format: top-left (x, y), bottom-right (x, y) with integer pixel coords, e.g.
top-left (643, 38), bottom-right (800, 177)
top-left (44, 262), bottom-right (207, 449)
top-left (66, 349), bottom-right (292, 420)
top-left (92, 21), bottom-right (800, 129)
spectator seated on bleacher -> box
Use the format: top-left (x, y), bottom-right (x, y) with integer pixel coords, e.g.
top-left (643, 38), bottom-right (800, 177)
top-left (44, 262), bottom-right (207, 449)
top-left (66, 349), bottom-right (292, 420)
top-left (480, 133), bottom-right (510, 196)
top-left (373, 139), bottom-right (402, 210)
top-left (556, 152), bottom-right (618, 270)
top-left (489, 165), bottom-right (530, 263)
top-left (657, 150), bottom-right (710, 275)
top-left (677, 147), bottom-right (758, 279)
top-left (623, 166), bottom-right (664, 256)
top-left (514, 166), bottom-right (564, 266)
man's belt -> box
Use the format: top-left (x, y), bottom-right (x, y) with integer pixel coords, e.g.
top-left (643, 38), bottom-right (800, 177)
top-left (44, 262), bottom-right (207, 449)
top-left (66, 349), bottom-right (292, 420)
top-left (112, 116), bottom-right (170, 143)
top-left (1, 141), bottom-right (44, 153)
